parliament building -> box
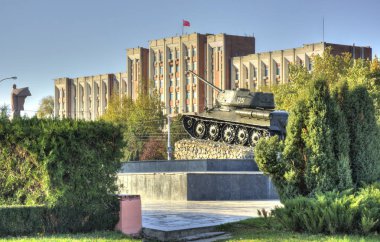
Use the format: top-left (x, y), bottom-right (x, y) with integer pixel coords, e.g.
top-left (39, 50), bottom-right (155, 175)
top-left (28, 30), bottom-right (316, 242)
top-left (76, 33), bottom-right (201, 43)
top-left (54, 33), bottom-right (371, 120)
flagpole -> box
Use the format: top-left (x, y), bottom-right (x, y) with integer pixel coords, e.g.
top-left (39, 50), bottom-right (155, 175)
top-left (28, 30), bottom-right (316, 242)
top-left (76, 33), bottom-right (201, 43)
top-left (182, 20), bottom-right (184, 35)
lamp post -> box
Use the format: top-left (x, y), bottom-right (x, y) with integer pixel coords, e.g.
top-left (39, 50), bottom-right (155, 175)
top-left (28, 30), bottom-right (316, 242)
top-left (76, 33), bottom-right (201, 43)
top-left (0, 76), bottom-right (17, 84)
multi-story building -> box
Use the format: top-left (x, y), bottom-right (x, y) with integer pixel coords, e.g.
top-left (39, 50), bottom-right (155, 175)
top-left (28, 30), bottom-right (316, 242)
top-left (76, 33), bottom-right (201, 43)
top-left (148, 33), bottom-right (255, 114)
top-left (231, 42), bottom-right (372, 90)
top-left (54, 34), bottom-right (372, 120)
top-left (54, 72), bottom-right (127, 120)
top-left (127, 47), bottom-right (149, 100)
top-left (149, 33), bottom-right (209, 114)
top-left (206, 34), bottom-right (255, 108)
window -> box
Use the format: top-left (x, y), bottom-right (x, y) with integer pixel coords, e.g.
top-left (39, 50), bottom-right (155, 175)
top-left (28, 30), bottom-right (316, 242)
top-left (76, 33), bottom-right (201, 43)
top-left (276, 63), bottom-right (280, 75)
top-left (192, 48), bottom-right (197, 56)
top-left (193, 91), bottom-right (197, 98)
top-left (160, 94), bottom-right (164, 102)
top-left (170, 93), bottom-right (174, 100)
top-left (186, 92), bottom-right (190, 99)
top-left (169, 66), bottom-right (173, 73)
top-left (169, 51), bottom-right (173, 60)
top-left (160, 79), bottom-right (163, 87)
top-left (176, 50), bottom-right (180, 59)
top-left (193, 104), bottom-right (196, 112)
top-left (159, 52), bottom-right (162, 61)
top-left (308, 61), bottom-right (313, 71)
top-left (155, 80), bottom-right (158, 88)
top-left (264, 64), bottom-right (268, 77)
top-left (176, 92), bottom-right (180, 100)
top-left (184, 47), bottom-right (188, 57)
top-left (253, 66), bottom-right (257, 77)
top-left (186, 77), bottom-right (190, 85)
top-left (235, 69), bottom-right (240, 80)
top-left (170, 79), bottom-right (174, 87)
top-left (153, 53), bottom-right (156, 62)
top-left (193, 76), bottom-right (197, 84)
top-left (193, 62), bottom-right (197, 71)
top-left (175, 65), bottom-right (179, 72)
top-left (160, 66), bottom-right (163, 75)
top-left (186, 105), bottom-right (190, 112)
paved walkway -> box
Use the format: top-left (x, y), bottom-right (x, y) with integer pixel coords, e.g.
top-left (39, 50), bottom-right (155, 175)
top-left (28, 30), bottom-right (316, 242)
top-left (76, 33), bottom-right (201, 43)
top-left (141, 200), bottom-right (282, 231)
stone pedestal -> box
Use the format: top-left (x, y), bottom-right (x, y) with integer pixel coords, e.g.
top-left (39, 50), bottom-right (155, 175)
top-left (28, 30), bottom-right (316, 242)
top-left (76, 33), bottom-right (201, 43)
top-left (174, 139), bottom-right (254, 160)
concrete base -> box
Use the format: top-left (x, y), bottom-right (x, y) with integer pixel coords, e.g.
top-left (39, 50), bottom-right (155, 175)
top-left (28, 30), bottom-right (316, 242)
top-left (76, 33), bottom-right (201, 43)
top-left (120, 159), bottom-right (258, 173)
top-left (117, 159), bottom-right (278, 201)
top-left (117, 172), bottom-right (278, 201)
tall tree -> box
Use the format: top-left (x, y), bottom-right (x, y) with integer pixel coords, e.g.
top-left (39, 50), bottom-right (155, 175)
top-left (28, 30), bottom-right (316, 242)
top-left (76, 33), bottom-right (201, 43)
top-left (101, 92), bottom-right (164, 161)
top-left (37, 96), bottom-right (54, 118)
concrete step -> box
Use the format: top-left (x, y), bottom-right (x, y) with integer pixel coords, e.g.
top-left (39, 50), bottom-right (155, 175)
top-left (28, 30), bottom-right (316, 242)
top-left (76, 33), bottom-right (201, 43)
top-left (143, 225), bottom-right (217, 241)
top-left (179, 231), bottom-right (232, 241)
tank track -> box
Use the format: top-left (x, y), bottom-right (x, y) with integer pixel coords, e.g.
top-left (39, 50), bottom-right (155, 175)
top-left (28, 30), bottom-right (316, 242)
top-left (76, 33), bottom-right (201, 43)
top-left (182, 115), bottom-right (271, 147)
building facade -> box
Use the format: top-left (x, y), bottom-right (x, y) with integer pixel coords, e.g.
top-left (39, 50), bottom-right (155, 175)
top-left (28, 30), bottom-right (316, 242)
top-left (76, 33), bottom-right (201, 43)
top-left (148, 33), bottom-right (255, 114)
top-left (54, 72), bottom-right (127, 120)
top-left (231, 42), bottom-right (372, 90)
top-left (54, 34), bottom-right (372, 120)
top-left (127, 47), bottom-right (149, 100)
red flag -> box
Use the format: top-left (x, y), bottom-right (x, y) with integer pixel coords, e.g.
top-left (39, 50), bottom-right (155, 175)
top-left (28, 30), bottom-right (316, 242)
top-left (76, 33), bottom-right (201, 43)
top-left (183, 20), bottom-right (190, 27)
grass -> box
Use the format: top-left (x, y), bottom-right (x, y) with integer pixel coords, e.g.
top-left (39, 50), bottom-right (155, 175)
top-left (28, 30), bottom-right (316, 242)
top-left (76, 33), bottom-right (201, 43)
top-left (218, 217), bottom-right (380, 242)
top-left (2, 219), bottom-right (380, 241)
top-left (0, 231), bottom-right (141, 242)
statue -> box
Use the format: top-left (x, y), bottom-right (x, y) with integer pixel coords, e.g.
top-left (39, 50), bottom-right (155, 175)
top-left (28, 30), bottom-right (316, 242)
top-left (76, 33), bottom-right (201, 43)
top-left (11, 84), bottom-right (31, 119)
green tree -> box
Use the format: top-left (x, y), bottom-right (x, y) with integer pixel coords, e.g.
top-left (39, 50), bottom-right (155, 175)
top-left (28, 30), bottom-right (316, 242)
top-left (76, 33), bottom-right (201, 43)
top-left (0, 105), bottom-right (10, 119)
top-left (345, 86), bottom-right (380, 185)
top-left (36, 96), bottom-right (54, 118)
top-left (102, 92), bottom-right (164, 161)
top-left (255, 79), bottom-right (353, 200)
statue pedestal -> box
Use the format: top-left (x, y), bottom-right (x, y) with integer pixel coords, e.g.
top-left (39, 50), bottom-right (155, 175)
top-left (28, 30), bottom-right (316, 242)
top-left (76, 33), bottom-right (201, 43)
top-left (174, 139), bottom-right (254, 160)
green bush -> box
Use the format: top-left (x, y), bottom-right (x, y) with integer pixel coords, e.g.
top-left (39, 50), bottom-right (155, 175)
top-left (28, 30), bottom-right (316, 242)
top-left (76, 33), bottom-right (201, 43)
top-left (255, 79), bottom-right (380, 200)
top-left (0, 117), bottom-right (124, 235)
top-left (0, 203), bottom-right (119, 236)
top-left (273, 184), bottom-right (380, 235)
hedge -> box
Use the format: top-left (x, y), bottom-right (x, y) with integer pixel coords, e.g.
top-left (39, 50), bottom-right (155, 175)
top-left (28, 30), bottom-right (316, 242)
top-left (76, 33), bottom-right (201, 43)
top-left (0, 117), bottom-right (124, 235)
top-left (0, 204), bottom-right (119, 236)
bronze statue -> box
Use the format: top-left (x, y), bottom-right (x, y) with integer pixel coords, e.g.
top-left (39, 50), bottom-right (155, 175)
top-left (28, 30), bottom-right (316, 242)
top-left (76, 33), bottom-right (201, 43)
top-left (11, 84), bottom-right (31, 119)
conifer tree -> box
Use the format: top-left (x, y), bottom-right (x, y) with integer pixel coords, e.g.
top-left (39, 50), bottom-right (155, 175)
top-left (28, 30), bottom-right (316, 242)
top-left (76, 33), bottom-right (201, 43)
top-left (346, 86), bottom-right (380, 185)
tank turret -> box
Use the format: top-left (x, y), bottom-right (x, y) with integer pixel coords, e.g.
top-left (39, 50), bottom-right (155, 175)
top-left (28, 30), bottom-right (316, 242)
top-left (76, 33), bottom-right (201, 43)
top-left (181, 71), bottom-right (288, 146)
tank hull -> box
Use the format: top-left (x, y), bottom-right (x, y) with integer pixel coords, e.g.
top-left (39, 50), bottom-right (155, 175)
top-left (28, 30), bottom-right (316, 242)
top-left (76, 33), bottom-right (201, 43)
top-left (182, 109), bottom-right (288, 147)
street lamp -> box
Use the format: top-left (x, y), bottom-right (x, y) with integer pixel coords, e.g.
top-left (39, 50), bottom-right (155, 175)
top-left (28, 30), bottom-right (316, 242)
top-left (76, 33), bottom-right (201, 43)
top-left (0, 76), bottom-right (17, 84)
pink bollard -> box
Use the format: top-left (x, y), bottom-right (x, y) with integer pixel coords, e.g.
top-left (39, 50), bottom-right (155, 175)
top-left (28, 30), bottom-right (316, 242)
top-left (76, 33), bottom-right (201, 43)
top-left (115, 194), bottom-right (142, 236)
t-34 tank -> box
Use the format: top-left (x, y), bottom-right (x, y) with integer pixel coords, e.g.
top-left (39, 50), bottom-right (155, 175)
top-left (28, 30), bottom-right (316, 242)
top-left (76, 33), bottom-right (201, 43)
top-left (182, 70), bottom-right (288, 146)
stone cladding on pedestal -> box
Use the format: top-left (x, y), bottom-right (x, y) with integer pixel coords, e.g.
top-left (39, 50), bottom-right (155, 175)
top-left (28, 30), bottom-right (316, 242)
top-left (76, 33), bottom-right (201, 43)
top-left (174, 139), bottom-right (254, 160)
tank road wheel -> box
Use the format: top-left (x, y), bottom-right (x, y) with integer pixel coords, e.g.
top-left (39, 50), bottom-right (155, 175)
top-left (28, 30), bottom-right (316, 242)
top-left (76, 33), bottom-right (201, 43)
top-left (236, 127), bottom-right (249, 145)
top-left (194, 120), bottom-right (207, 139)
top-left (183, 116), bottom-right (193, 129)
top-left (222, 125), bottom-right (236, 144)
top-left (208, 123), bottom-right (220, 141)
top-left (249, 130), bottom-right (262, 147)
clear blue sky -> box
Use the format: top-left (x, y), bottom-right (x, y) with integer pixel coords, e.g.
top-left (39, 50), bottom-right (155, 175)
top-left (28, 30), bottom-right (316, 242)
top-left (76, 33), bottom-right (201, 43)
top-left (1, 0), bottom-right (379, 116)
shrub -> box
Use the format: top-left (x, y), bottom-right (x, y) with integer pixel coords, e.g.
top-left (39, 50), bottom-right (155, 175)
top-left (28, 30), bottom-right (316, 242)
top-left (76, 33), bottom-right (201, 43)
top-left (273, 184), bottom-right (380, 235)
top-left (0, 117), bottom-right (124, 234)
top-left (0, 204), bottom-right (118, 236)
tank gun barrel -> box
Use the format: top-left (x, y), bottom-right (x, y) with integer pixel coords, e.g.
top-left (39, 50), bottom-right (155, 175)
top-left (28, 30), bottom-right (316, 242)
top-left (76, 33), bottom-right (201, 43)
top-left (187, 70), bottom-right (223, 93)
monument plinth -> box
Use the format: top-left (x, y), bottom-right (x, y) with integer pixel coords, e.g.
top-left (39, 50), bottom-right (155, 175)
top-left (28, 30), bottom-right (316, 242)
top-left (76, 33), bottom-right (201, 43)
top-left (174, 139), bottom-right (254, 160)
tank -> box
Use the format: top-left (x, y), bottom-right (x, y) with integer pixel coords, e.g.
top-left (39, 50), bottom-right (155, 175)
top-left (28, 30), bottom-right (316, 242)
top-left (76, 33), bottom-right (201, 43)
top-left (181, 70), bottom-right (288, 146)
